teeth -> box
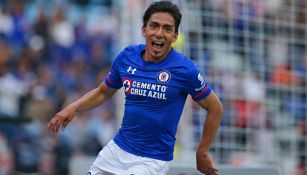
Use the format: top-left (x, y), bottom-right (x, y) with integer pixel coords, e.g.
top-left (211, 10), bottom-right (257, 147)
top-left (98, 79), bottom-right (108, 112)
top-left (153, 41), bottom-right (164, 47)
top-left (153, 41), bottom-right (164, 45)
top-left (152, 41), bottom-right (164, 50)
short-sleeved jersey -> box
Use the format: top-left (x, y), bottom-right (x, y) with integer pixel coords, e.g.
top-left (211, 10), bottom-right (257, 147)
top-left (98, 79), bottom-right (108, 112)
top-left (104, 44), bottom-right (212, 161)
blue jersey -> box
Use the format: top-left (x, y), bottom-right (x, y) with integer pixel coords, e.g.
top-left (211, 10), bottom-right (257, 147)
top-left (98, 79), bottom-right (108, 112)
top-left (104, 44), bottom-right (212, 161)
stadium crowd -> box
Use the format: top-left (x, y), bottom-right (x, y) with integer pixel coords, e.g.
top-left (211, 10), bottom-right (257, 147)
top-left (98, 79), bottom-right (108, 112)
top-left (196, 1), bottom-right (306, 174)
top-left (0, 0), bottom-right (118, 174)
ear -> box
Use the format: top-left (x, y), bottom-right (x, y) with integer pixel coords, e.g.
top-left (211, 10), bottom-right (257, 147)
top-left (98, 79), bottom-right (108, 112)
top-left (141, 26), bottom-right (146, 37)
top-left (172, 32), bottom-right (179, 43)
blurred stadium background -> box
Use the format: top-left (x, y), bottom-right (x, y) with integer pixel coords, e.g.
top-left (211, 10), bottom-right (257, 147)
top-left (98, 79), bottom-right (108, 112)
top-left (0, 0), bottom-right (306, 175)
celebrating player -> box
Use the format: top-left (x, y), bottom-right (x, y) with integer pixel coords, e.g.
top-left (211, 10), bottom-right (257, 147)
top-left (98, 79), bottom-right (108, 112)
top-left (48, 1), bottom-right (223, 174)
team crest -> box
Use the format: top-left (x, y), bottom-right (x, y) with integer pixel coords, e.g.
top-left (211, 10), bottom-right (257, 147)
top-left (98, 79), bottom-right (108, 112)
top-left (123, 78), bottom-right (132, 94)
top-left (157, 71), bottom-right (171, 84)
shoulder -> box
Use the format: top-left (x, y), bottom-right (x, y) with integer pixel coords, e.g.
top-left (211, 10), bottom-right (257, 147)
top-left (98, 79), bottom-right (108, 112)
top-left (122, 44), bottom-right (144, 57)
top-left (170, 50), bottom-right (198, 73)
top-left (114, 44), bottom-right (144, 65)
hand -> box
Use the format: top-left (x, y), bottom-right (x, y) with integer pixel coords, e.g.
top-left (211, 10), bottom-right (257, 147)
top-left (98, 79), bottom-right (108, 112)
top-left (48, 107), bottom-right (75, 134)
top-left (196, 149), bottom-right (218, 175)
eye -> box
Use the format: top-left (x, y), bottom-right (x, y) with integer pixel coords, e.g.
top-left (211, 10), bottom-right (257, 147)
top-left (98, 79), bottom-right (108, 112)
top-left (149, 23), bottom-right (158, 28)
top-left (165, 27), bottom-right (173, 32)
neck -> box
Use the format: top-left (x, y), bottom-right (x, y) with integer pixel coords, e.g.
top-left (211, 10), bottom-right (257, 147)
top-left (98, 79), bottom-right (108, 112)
top-left (142, 48), bottom-right (171, 63)
top-left (143, 54), bottom-right (164, 62)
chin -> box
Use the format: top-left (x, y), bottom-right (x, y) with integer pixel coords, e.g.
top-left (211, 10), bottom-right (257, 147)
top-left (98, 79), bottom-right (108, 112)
top-left (152, 52), bottom-right (164, 59)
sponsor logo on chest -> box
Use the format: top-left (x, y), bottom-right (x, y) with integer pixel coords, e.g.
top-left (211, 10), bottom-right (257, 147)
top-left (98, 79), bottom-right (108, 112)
top-left (122, 70), bottom-right (171, 100)
top-left (123, 78), bottom-right (167, 100)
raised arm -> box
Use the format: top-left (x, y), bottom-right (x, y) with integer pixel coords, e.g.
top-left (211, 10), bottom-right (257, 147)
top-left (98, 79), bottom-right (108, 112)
top-left (196, 91), bottom-right (223, 175)
top-left (48, 82), bottom-right (117, 134)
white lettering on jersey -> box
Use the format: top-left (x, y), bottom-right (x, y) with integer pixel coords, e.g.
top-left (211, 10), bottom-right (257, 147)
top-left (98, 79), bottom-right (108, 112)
top-left (123, 79), bottom-right (167, 100)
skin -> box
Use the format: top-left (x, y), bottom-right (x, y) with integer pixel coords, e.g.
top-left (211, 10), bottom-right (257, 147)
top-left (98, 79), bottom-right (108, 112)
top-left (48, 83), bottom-right (116, 133)
top-left (142, 12), bottom-right (178, 62)
top-left (196, 93), bottom-right (223, 175)
top-left (141, 13), bottom-right (224, 174)
top-left (48, 11), bottom-right (223, 175)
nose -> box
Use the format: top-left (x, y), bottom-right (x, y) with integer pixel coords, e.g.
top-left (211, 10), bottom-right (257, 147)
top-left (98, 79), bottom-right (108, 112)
top-left (155, 27), bottom-right (163, 37)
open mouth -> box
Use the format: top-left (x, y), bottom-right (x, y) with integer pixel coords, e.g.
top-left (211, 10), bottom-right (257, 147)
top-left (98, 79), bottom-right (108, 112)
top-left (151, 41), bottom-right (165, 51)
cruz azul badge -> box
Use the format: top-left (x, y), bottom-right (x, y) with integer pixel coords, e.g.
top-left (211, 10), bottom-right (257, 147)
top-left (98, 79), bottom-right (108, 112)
top-left (157, 71), bottom-right (171, 84)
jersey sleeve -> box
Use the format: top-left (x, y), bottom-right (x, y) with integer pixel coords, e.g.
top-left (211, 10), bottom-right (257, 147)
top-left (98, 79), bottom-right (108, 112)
top-left (104, 52), bottom-right (123, 89)
top-left (185, 64), bottom-right (212, 101)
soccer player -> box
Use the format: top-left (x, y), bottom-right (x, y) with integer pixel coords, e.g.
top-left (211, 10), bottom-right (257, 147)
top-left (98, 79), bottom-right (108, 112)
top-left (48, 1), bottom-right (223, 175)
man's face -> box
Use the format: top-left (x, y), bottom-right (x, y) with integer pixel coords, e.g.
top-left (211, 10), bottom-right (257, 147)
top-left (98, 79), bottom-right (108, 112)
top-left (142, 12), bottom-right (178, 62)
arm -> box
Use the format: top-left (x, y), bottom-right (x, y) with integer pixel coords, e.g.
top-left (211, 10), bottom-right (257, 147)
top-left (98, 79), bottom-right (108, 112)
top-left (48, 82), bottom-right (117, 134)
top-left (196, 91), bottom-right (223, 175)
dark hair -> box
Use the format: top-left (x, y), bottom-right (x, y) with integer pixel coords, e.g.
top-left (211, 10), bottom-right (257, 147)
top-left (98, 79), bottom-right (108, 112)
top-left (142, 1), bottom-right (182, 32)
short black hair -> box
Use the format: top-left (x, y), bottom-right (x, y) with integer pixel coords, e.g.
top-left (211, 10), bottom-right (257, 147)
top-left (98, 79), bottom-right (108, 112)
top-left (142, 1), bottom-right (182, 32)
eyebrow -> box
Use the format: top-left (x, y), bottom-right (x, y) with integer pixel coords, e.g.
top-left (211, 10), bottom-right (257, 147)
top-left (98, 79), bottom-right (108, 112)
top-left (149, 21), bottom-right (175, 28)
